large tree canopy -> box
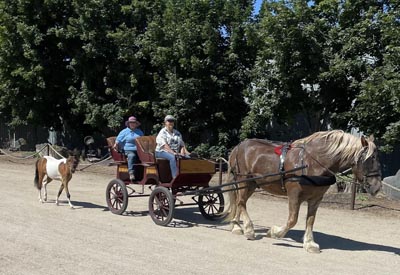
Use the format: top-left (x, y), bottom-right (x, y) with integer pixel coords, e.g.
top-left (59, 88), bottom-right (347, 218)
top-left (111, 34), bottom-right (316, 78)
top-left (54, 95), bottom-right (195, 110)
top-left (241, 0), bottom-right (400, 150)
top-left (0, 0), bottom-right (399, 153)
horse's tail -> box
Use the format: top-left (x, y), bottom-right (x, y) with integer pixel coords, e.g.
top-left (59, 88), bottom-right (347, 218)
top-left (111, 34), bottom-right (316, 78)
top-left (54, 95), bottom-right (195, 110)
top-left (34, 159), bottom-right (41, 190)
top-left (223, 146), bottom-right (239, 223)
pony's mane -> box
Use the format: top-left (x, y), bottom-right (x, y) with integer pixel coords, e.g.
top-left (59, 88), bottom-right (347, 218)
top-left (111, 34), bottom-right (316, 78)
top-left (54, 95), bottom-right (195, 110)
top-left (293, 130), bottom-right (376, 162)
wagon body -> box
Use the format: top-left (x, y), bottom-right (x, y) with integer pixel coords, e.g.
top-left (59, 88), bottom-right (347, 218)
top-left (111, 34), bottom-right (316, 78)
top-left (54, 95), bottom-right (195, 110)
top-left (105, 136), bottom-right (225, 225)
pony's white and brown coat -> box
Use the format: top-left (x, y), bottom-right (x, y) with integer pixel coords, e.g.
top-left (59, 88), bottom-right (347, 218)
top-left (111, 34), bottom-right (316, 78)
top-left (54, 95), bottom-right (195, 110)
top-left (34, 154), bottom-right (79, 208)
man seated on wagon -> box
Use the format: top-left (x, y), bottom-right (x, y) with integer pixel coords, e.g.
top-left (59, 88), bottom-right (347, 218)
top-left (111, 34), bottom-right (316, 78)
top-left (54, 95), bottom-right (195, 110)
top-left (155, 115), bottom-right (190, 178)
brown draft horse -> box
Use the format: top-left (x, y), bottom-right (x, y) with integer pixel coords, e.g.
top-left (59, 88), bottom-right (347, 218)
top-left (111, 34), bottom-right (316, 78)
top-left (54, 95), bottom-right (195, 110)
top-left (225, 130), bottom-right (382, 253)
top-left (34, 152), bottom-right (80, 208)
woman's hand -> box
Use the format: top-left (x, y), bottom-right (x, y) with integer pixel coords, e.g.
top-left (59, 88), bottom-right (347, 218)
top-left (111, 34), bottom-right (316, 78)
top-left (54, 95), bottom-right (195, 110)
top-left (112, 143), bottom-right (118, 151)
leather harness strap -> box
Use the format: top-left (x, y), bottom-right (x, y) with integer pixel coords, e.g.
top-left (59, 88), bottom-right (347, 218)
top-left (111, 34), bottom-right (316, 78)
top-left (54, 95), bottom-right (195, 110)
top-left (277, 143), bottom-right (291, 192)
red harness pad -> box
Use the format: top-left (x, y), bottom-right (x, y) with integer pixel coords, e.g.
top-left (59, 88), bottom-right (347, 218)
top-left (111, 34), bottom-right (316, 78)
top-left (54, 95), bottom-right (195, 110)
top-left (274, 144), bottom-right (292, 156)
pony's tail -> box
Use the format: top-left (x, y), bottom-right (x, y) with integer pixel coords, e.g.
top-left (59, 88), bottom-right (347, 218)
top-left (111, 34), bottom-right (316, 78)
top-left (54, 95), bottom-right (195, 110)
top-left (223, 147), bottom-right (239, 223)
top-left (34, 159), bottom-right (41, 190)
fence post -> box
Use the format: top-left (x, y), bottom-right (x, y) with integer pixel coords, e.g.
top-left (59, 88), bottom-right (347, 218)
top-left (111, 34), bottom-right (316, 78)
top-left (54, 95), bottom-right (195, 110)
top-left (218, 159), bottom-right (223, 186)
top-left (350, 181), bottom-right (357, 210)
top-left (46, 144), bottom-right (50, 156)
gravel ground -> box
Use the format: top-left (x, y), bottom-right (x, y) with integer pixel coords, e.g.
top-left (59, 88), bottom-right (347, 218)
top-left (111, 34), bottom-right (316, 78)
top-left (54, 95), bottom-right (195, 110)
top-left (0, 156), bottom-right (399, 275)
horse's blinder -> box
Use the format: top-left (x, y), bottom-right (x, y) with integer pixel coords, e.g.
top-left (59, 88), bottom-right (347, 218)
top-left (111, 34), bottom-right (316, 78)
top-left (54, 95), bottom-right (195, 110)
top-left (355, 147), bottom-right (381, 185)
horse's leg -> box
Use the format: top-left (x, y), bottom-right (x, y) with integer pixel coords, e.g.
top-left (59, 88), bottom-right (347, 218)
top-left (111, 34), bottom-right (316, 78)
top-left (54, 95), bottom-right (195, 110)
top-left (63, 180), bottom-right (74, 208)
top-left (226, 176), bottom-right (243, 235)
top-left (43, 177), bottom-right (52, 202)
top-left (230, 193), bottom-right (243, 235)
top-left (229, 183), bottom-right (244, 235)
top-left (56, 183), bottom-right (64, 206)
top-left (37, 171), bottom-right (45, 204)
top-left (303, 196), bottom-right (324, 253)
top-left (38, 188), bottom-right (43, 203)
top-left (238, 182), bottom-right (257, 240)
top-left (267, 186), bottom-right (301, 239)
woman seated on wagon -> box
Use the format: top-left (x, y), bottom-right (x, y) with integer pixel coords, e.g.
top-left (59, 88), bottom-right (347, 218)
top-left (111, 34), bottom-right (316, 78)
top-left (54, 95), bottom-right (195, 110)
top-left (113, 116), bottom-right (144, 181)
top-left (155, 115), bottom-right (190, 178)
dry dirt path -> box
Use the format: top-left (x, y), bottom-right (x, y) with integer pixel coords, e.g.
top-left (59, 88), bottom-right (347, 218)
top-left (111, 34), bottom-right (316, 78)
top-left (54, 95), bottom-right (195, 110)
top-left (0, 158), bottom-right (399, 275)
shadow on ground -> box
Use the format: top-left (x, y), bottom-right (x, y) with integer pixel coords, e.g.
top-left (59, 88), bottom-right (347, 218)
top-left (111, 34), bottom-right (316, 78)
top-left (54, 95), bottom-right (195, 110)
top-left (271, 229), bottom-right (400, 255)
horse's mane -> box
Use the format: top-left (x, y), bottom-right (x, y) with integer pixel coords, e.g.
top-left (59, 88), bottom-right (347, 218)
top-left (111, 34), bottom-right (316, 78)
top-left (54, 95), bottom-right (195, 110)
top-left (292, 130), bottom-right (376, 162)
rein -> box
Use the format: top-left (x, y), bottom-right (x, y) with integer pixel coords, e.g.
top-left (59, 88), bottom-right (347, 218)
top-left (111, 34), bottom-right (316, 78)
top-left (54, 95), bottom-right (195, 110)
top-left (184, 165), bottom-right (308, 196)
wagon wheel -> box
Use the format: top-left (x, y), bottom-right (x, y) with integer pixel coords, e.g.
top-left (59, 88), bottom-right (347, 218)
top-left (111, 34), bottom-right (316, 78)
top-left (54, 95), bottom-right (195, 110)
top-left (198, 189), bottom-right (226, 220)
top-left (148, 187), bottom-right (175, 226)
top-left (106, 179), bottom-right (128, 215)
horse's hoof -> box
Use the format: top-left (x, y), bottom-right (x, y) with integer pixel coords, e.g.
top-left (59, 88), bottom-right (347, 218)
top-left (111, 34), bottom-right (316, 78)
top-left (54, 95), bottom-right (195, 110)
top-left (245, 233), bottom-right (256, 240)
top-left (304, 243), bottom-right (321, 253)
top-left (232, 228), bottom-right (243, 235)
top-left (266, 226), bottom-right (286, 239)
top-left (266, 228), bottom-right (278, 238)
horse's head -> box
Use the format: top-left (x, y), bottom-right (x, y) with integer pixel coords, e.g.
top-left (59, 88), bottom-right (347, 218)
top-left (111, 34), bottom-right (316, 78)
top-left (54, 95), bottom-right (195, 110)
top-left (67, 149), bottom-right (81, 173)
top-left (353, 135), bottom-right (382, 196)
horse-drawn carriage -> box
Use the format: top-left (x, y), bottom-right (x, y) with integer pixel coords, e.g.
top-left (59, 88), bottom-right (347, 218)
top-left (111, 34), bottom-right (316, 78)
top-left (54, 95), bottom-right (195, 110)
top-left (103, 130), bottom-right (383, 253)
top-left (105, 136), bottom-right (225, 225)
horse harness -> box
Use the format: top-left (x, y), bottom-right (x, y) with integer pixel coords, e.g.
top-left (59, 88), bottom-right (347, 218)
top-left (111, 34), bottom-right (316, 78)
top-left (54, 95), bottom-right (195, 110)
top-left (274, 143), bottom-right (293, 192)
top-left (232, 140), bottom-right (341, 193)
top-left (232, 141), bottom-right (309, 193)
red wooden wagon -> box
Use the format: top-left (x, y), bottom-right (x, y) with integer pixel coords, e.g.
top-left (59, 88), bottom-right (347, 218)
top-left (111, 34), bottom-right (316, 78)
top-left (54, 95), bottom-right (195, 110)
top-left (105, 136), bottom-right (225, 226)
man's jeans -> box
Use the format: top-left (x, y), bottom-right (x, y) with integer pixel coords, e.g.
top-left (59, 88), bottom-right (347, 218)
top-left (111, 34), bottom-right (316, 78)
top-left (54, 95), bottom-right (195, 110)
top-left (125, 150), bottom-right (138, 175)
top-left (155, 151), bottom-right (177, 178)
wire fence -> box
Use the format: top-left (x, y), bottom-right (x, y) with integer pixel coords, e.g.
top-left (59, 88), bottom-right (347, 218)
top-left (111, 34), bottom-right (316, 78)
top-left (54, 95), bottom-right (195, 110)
top-left (0, 143), bottom-right (111, 171)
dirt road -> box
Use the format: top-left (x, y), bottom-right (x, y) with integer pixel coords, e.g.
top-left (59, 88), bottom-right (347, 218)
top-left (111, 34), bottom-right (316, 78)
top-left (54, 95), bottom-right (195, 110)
top-left (0, 158), bottom-right (399, 275)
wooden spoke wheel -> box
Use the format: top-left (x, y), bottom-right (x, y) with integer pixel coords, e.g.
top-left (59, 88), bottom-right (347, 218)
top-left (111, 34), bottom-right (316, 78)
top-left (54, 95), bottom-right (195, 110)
top-left (148, 187), bottom-right (175, 226)
top-left (106, 179), bottom-right (128, 215)
top-left (198, 189), bottom-right (226, 220)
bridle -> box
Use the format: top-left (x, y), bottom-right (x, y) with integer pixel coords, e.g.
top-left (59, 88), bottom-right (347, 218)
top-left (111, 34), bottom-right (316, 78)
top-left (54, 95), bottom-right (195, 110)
top-left (355, 146), bottom-right (381, 184)
top-left (300, 143), bottom-right (381, 186)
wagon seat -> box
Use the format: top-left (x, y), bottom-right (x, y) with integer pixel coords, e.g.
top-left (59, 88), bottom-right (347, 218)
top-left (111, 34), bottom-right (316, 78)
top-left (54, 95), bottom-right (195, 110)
top-left (106, 136), bottom-right (133, 182)
top-left (135, 136), bottom-right (173, 183)
top-left (106, 136), bottom-right (126, 163)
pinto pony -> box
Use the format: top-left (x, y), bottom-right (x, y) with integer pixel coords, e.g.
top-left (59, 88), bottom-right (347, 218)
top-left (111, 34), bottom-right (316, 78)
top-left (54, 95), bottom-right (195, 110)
top-left (34, 152), bottom-right (80, 208)
top-left (225, 130), bottom-right (382, 253)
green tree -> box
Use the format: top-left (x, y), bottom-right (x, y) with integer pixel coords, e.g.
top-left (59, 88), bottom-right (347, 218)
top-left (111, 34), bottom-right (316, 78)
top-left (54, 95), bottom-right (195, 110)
top-left (352, 1), bottom-right (400, 150)
top-left (241, 0), bottom-right (398, 147)
top-left (242, 0), bottom-right (330, 139)
top-left (0, 0), bottom-right (74, 129)
top-left (141, 0), bottom-right (256, 153)
top-left (66, 0), bottom-right (161, 131)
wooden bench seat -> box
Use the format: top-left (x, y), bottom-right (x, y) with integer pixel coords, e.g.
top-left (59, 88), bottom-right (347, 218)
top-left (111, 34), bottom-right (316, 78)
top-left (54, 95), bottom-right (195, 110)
top-left (135, 136), bottom-right (172, 183)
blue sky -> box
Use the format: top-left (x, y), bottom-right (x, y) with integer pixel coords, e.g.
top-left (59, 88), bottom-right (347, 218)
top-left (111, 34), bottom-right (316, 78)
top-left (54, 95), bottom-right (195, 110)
top-left (254, 0), bottom-right (263, 15)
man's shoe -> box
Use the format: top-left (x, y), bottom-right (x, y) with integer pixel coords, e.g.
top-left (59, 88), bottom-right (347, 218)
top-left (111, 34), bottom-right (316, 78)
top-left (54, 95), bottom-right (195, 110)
top-left (129, 172), bottom-right (135, 181)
